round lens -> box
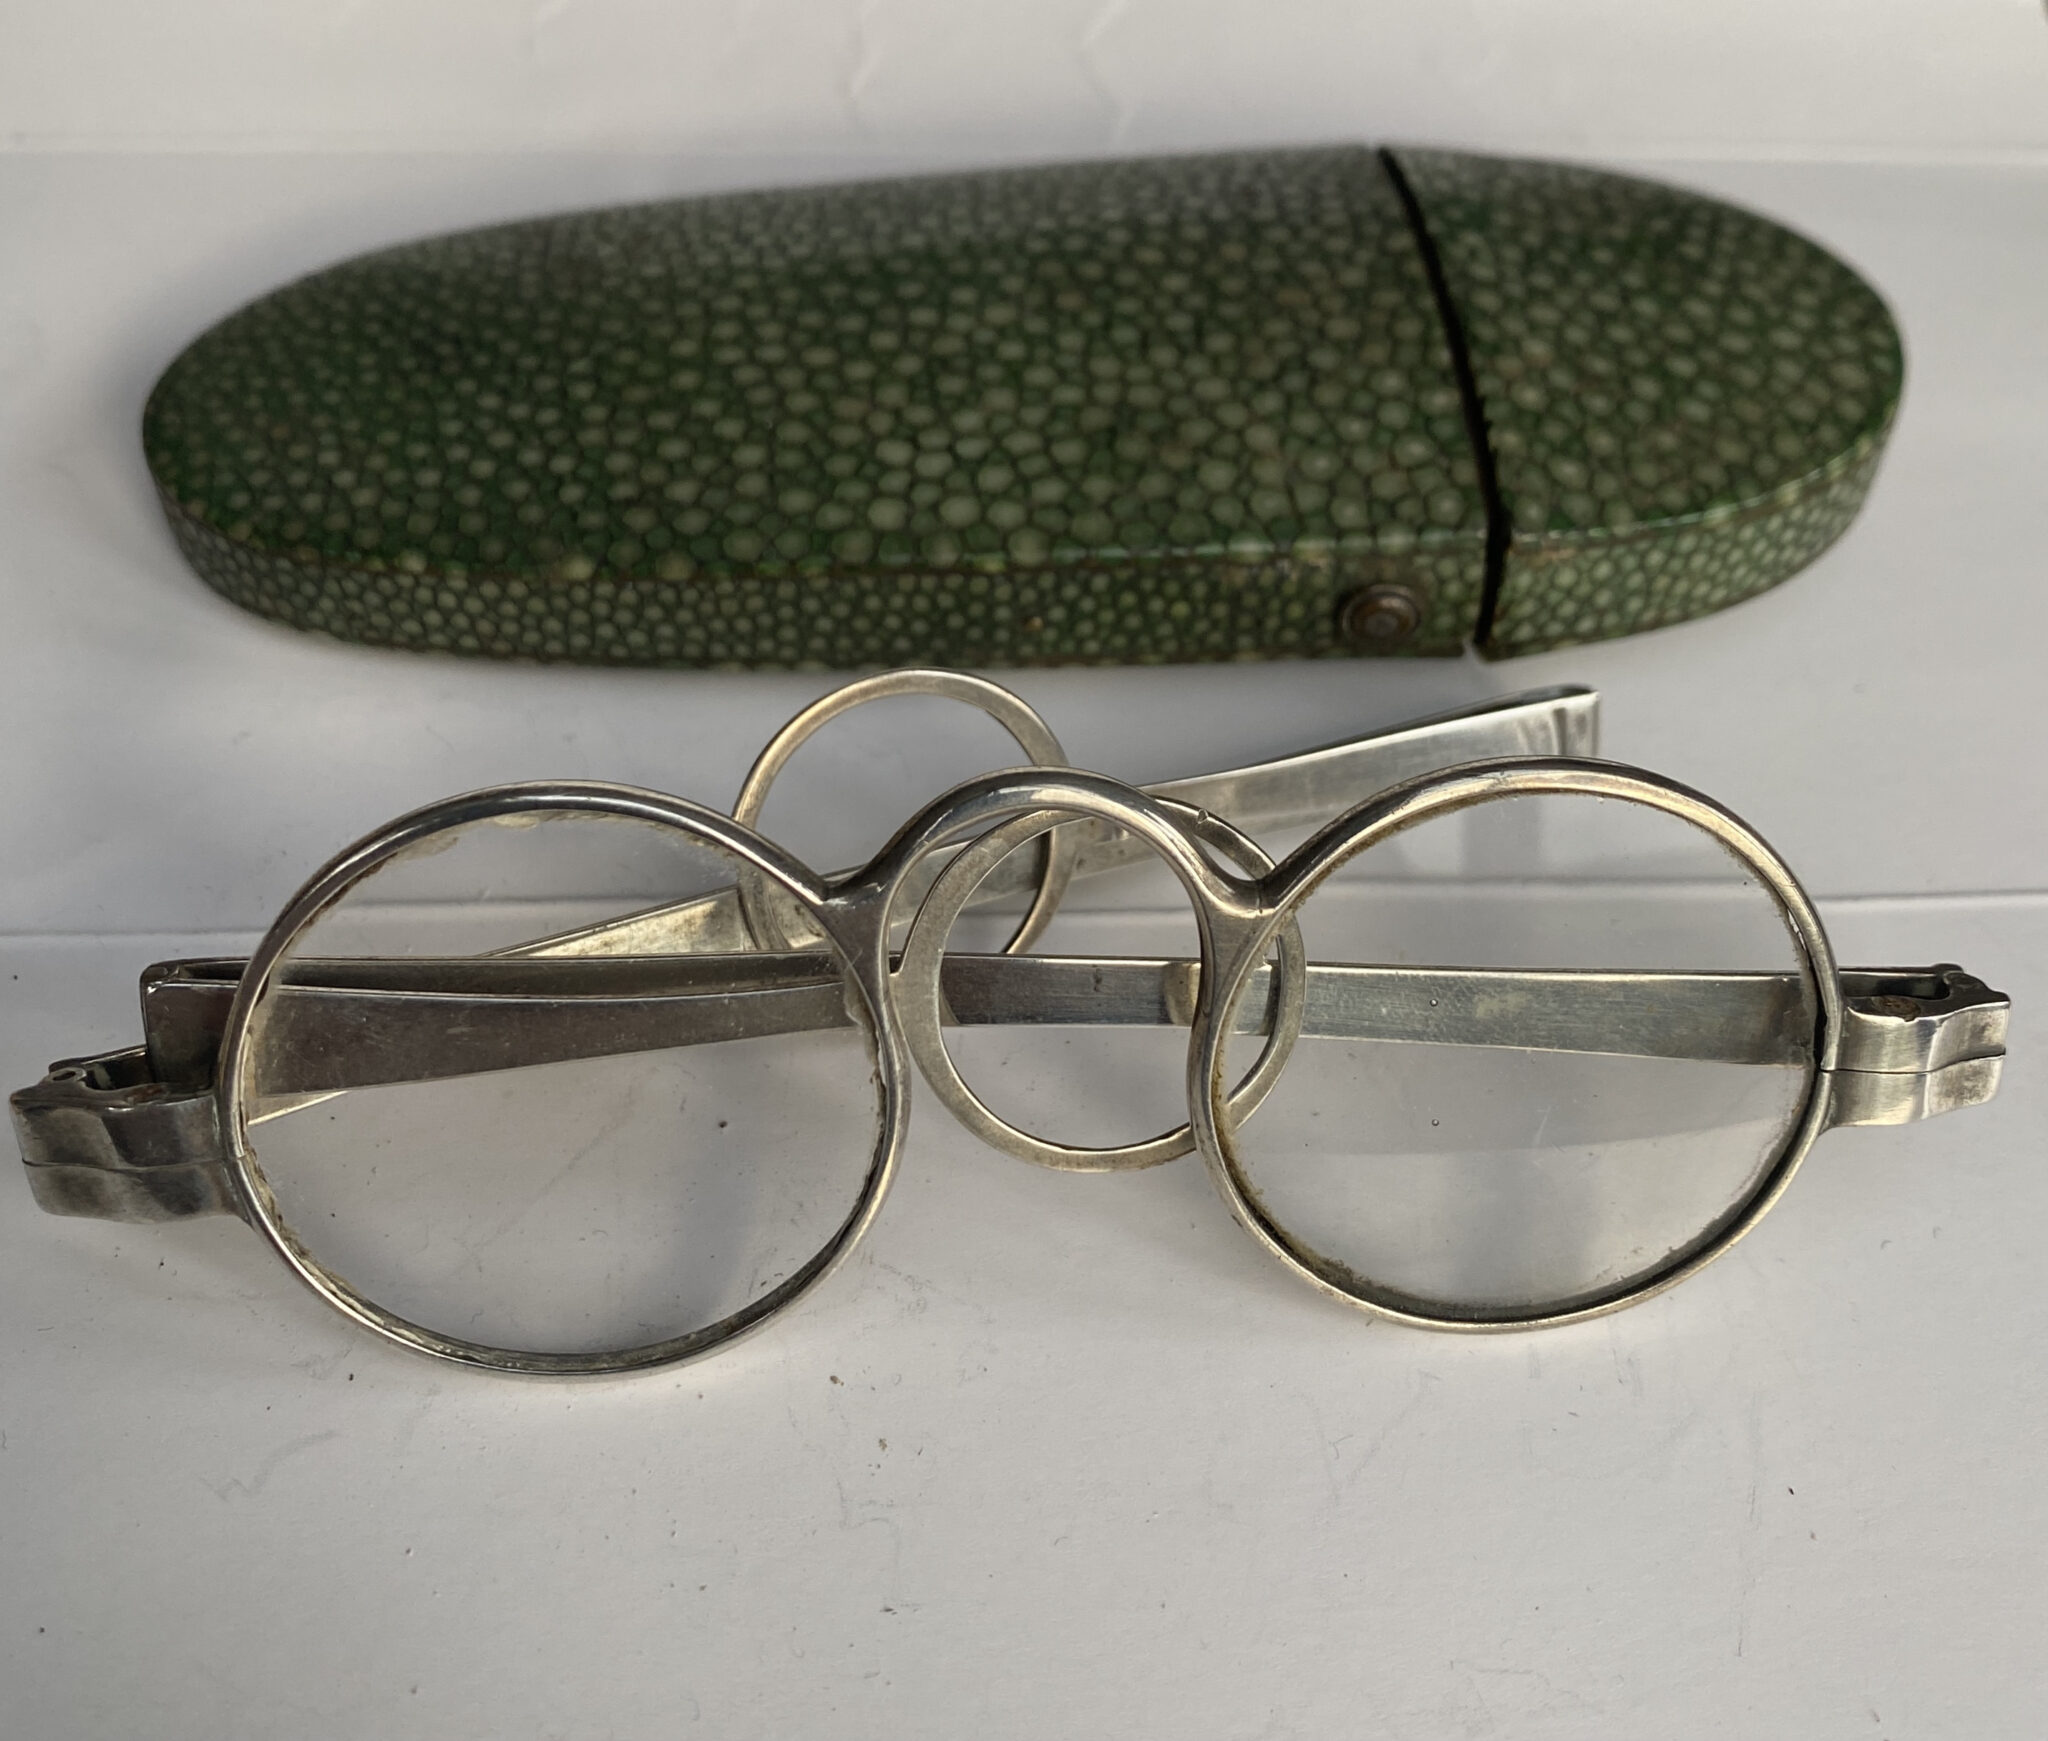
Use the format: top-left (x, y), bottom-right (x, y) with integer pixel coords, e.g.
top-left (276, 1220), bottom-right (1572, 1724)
top-left (897, 798), bottom-right (1298, 1171)
top-left (233, 803), bottom-right (885, 1362)
top-left (1214, 784), bottom-right (1823, 1322)
top-left (929, 818), bottom-right (1212, 1158)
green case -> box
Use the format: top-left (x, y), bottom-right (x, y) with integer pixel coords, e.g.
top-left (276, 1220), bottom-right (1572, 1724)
top-left (143, 147), bottom-right (1900, 669)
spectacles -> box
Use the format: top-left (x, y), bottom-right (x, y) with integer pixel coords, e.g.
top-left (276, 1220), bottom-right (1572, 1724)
top-left (12, 673), bottom-right (2007, 1375)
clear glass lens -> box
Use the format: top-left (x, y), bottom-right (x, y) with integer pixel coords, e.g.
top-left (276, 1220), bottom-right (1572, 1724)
top-left (1220, 791), bottom-right (1819, 1319)
top-left (937, 876), bottom-right (1204, 1147)
top-left (240, 810), bottom-right (882, 1355)
top-left (939, 834), bottom-right (1204, 1152)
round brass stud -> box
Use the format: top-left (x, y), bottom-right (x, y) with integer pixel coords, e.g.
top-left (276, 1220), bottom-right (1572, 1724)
top-left (1339, 582), bottom-right (1425, 648)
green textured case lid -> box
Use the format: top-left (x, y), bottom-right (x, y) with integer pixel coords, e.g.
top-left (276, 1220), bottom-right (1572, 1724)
top-left (1397, 151), bottom-right (1900, 657)
top-left (142, 147), bottom-right (1900, 669)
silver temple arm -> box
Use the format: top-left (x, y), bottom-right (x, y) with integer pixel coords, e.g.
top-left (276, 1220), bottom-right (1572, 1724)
top-left (516, 685), bottom-right (1601, 957)
top-left (968, 682), bottom-right (1601, 901)
top-left (12, 954), bottom-right (2007, 1223)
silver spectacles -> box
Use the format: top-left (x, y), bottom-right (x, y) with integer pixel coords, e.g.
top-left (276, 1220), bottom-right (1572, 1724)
top-left (12, 673), bottom-right (2007, 1374)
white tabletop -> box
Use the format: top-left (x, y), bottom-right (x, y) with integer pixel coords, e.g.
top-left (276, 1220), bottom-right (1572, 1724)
top-left (2, 146), bottom-right (2043, 1738)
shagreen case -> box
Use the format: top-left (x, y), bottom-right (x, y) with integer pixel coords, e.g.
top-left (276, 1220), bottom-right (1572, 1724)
top-left (143, 147), bottom-right (1901, 669)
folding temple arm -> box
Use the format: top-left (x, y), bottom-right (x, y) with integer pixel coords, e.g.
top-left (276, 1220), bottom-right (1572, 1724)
top-left (6, 683), bottom-right (2007, 1220)
top-left (12, 952), bottom-right (2007, 1223)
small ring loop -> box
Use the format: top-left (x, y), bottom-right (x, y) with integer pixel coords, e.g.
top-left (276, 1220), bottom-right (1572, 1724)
top-left (896, 798), bottom-right (1307, 1172)
top-left (731, 669), bottom-right (1077, 955)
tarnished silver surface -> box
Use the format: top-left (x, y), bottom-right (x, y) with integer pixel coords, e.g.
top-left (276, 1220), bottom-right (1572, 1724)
top-left (22, 955), bottom-right (2001, 1107)
top-left (1828, 966), bottom-right (2010, 1127)
top-left (6, 671), bottom-right (2010, 1369)
top-left (13, 1048), bottom-right (232, 1223)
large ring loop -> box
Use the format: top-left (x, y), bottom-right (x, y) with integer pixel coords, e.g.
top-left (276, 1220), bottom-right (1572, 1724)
top-left (1191, 756), bottom-right (1842, 1332)
top-left (215, 782), bottom-right (906, 1377)
top-left (731, 669), bottom-right (1078, 955)
top-left (895, 797), bottom-right (1307, 1172)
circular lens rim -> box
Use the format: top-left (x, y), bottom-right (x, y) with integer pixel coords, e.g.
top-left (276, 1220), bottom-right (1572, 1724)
top-left (1191, 757), bottom-right (1841, 1331)
top-left (216, 780), bottom-right (904, 1376)
top-left (730, 668), bottom-right (1078, 956)
top-left (894, 798), bottom-right (1307, 1172)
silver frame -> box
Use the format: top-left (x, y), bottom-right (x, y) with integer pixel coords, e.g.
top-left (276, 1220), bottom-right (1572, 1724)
top-left (222, 767), bottom-right (1248, 1375)
top-left (220, 782), bottom-right (903, 1376)
top-left (8, 674), bottom-right (2009, 1375)
top-left (893, 798), bottom-right (1307, 1173)
top-left (1189, 758), bottom-right (1845, 1332)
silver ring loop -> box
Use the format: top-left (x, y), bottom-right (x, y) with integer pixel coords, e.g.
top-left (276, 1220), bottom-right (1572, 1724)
top-left (216, 782), bottom-right (905, 1377)
top-left (1191, 757), bottom-right (1842, 1331)
top-left (896, 798), bottom-right (1307, 1172)
top-left (731, 669), bottom-right (1077, 955)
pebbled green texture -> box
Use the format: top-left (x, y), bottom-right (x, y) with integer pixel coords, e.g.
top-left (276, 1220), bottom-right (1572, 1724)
top-left (1397, 150), bottom-right (1902, 657)
top-left (143, 146), bottom-right (1900, 669)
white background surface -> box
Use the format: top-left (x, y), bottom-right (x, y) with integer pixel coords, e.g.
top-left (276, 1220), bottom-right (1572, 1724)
top-left (3, 4), bottom-right (2045, 1737)
top-left (6, 0), bottom-right (2048, 158)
